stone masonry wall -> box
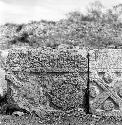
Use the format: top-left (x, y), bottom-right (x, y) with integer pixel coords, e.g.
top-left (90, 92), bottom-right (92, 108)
top-left (3, 48), bottom-right (122, 124)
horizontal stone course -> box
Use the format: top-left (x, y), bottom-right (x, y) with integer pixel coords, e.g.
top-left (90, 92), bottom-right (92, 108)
top-left (5, 47), bottom-right (88, 73)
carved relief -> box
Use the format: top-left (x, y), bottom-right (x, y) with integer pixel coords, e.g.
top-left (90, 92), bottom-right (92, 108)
top-left (4, 47), bottom-right (88, 118)
top-left (90, 49), bottom-right (122, 117)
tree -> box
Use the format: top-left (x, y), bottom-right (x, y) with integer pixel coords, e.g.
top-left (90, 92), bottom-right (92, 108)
top-left (113, 4), bottom-right (122, 21)
top-left (66, 11), bottom-right (84, 22)
top-left (102, 9), bottom-right (117, 23)
top-left (87, 1), bottom-right (104, 21)
top-left (102, 4), bottom-right (122, 23)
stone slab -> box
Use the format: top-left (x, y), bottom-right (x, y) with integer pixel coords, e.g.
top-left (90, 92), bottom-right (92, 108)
top-left (89, 49), bottom-right (122, 116)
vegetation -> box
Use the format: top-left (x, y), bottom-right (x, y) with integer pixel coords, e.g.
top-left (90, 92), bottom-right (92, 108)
top-left (0, 1), bottom-right (122, 49)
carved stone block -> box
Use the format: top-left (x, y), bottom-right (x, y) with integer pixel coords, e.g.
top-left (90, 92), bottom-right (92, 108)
top-left (4, 47), bottom-right (88, 117)
top-left (90, 49), bottom-right (122, 117)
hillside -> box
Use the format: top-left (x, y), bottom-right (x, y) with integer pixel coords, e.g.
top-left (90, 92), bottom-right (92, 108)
top-left (1, 16), bottom-right (122, 50)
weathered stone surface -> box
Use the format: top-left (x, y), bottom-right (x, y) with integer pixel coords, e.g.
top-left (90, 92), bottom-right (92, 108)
top-left (5, 47), bottom-right (88, 73)
top-left (0, 50), bottom-right (9, 97)
top-left (5, 72), bottom-right (86, 114)
top-left (0, 68), bottom-right (7, 97)
top-left (3, 48), bottom-right (122, 124)
top-left (90, 49), bottom-right (122, 72)
top-left (4, 47), bottom-right (87, 118)
top-left (90, 49), bottom-right (122, 117)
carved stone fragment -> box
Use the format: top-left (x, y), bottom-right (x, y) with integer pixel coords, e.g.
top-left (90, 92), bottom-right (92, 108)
top-left (4, 47), bottom-right (87, 118)
top-left (90, 49), bottom-right (122, 117)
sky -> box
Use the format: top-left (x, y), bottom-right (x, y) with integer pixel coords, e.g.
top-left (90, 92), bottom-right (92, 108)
top-left (0, 0), bottom-right (122, 25)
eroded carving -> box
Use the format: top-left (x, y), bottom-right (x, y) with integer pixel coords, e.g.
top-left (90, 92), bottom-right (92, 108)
top-left (90, 49), bottom-right (122, 117)
top-left (3, 47), bottom-right (88, 120)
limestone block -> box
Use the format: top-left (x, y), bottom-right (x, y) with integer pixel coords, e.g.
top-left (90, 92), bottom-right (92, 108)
top-left (2, 47), bottom-right (88, 120)
top-left (89, 49), bottom-right (122, 117)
